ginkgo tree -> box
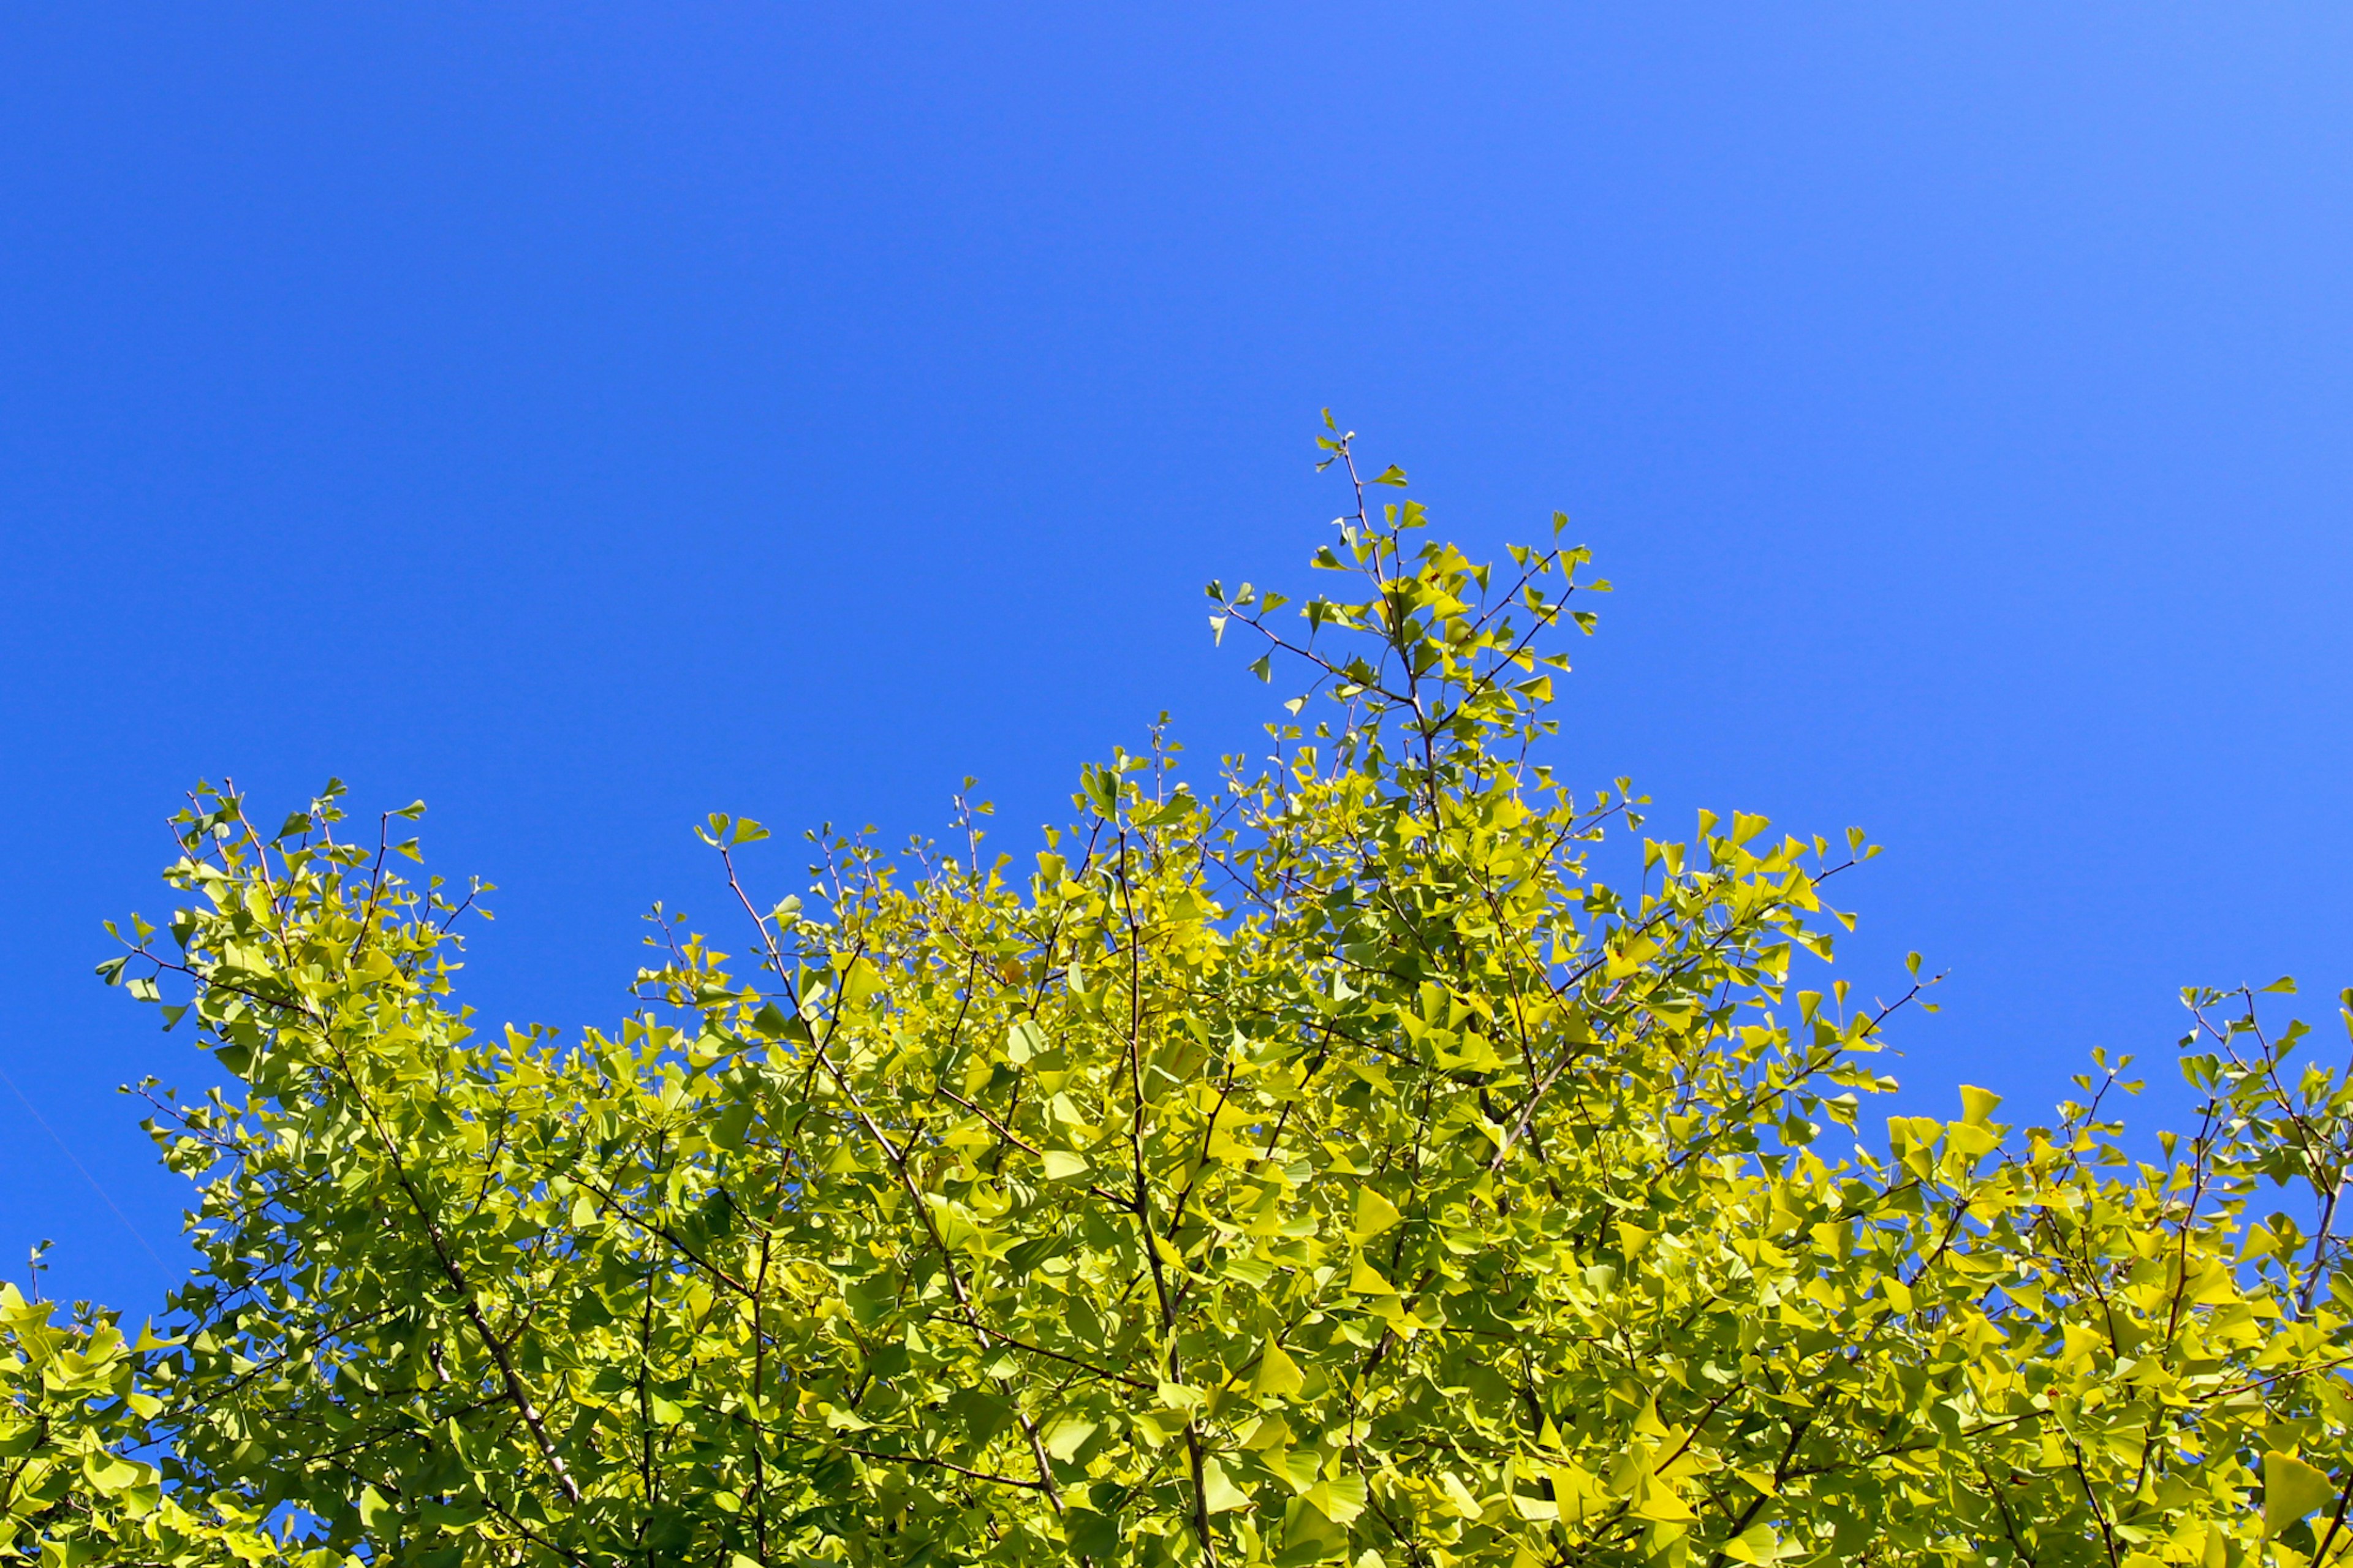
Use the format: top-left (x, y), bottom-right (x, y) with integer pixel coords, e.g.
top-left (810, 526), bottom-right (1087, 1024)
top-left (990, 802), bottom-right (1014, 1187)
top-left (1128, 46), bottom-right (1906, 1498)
top-left (13, 419), bottom-right (2353, 1567)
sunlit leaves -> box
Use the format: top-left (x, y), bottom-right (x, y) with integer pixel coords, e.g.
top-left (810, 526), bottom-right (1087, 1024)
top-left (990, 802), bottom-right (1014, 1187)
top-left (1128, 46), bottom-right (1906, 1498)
top-left (38, 428), bottom-right (2353, 1567)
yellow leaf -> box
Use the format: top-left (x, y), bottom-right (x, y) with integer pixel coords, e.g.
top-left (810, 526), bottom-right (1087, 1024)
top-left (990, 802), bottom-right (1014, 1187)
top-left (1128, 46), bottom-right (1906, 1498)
top-left (1202, 1457), bottom-right (1250, 1513)
top-left (1945, 1119), bottom-right (1998, 1157)
top-left (1276, 1445), bottom-right (1322, 1493)
top-left (840, 956), bottom-right (883, 1008)
top-left (2267, 1450), bottom-right (2336, 1537)
top-left (1040, 1148), bottom-right (1090, 1181)
top-left (1348, 1258), bottom-right (1397, 1296)
top-left (1240, 1414), bottom-right (1292, 1450)
top-left (1304, 1476), bottom-right (1366, 1525)
top-left (1352, 1186), bottom-right (1402, 1241)
top-left (1547, 1461), bottom-right (1605, 1522)
top-left (1632, 1478), bottom-right (1694, 1523)
top-left (1040, 1412), bottom-right (1098, 1461)
top-left (1253, 1339), bottom-right (1304, 1399)
top-left (81, 1453), bottom-right (148, 1493)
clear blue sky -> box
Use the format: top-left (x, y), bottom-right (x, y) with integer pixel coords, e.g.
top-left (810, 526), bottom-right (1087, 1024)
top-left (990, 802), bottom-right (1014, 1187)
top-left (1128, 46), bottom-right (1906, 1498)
top-left (4, 6), bottom-right (2349, 1314)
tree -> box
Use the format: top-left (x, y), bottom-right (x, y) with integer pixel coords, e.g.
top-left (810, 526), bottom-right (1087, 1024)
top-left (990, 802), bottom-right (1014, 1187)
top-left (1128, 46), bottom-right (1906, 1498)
top-left (20, 420), bottom-right (2353, 1566)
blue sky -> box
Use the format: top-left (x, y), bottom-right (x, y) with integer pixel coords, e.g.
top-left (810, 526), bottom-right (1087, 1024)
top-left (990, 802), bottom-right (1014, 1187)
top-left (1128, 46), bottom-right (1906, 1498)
top-left (3, 5), bottom-right (2349, 1314)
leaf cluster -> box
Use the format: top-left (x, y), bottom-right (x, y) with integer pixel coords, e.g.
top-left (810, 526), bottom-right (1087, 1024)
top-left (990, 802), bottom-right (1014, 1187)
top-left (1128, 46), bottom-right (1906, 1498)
top-left (31, 425), bottom-right (2353, 1568)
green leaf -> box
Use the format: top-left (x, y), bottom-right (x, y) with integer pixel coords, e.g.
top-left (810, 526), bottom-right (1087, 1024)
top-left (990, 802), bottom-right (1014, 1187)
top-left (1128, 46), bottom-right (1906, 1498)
top-left (1066, 1507), bottom-right (1120, 1560)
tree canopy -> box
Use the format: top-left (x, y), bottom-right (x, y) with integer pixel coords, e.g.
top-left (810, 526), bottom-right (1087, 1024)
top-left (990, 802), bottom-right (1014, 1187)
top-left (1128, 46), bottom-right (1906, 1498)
top-left (16, 423), bottom-right (2353, 1567)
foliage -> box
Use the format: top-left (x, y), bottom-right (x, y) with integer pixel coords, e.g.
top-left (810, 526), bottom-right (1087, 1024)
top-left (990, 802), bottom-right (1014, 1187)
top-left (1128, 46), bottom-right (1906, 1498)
top-left (27, 420), bottom-right (2353, 1566)
top-left (0, 1274), bottom-right (290, 1566)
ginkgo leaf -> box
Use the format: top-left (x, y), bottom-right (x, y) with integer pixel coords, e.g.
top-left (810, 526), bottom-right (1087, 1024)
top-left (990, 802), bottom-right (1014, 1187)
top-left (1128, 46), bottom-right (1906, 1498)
top-left (1632, 1482), bottom-right (1695, 1524)
top-left (1253, 1339), bottom-right (1304, 1400)
top-left (1303, 1477), bottom-right (1366, 1525)
top-left (1351, 1185), bottom-right (1401, 1241)
top-left (2267, 1450), bottom-right (2336, 1537)
top-left (1041, 1412), bottom-right (1099, 1461)
top-left (1200, 1458), bottom-right (1249, 1514)
top-left (1719, 1522), bottom-right (1784, 1564)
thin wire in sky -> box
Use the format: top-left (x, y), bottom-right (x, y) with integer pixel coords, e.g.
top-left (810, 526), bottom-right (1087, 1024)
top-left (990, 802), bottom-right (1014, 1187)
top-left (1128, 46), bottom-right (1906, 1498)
top-left (0, 1058), bottom-right (175, 1284)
